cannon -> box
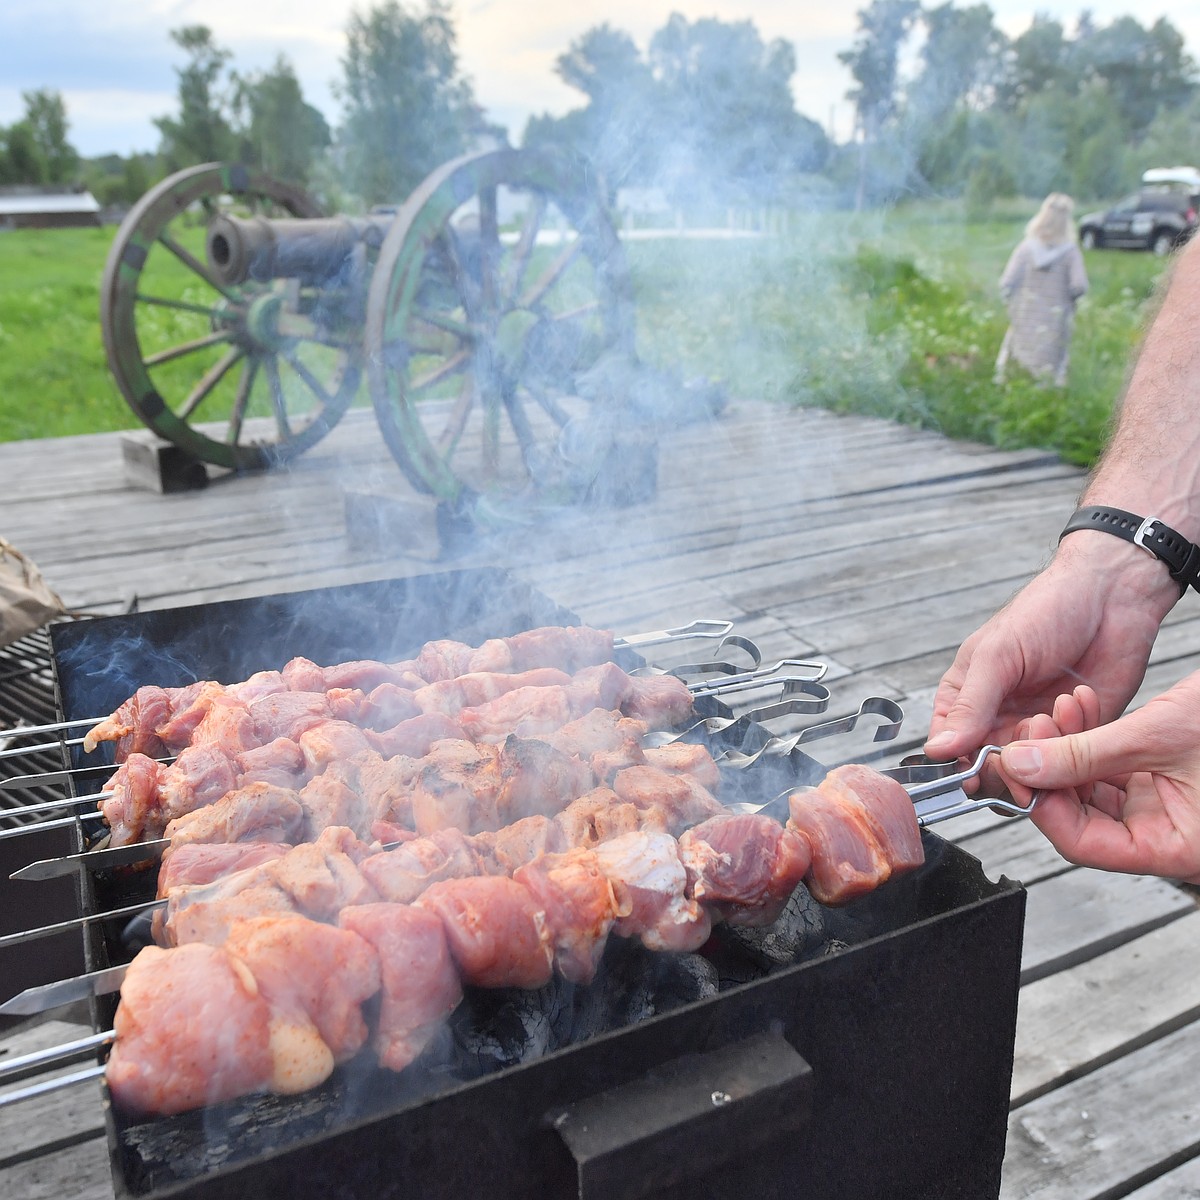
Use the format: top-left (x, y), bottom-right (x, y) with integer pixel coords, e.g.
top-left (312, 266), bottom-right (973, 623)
top-left (100, 148), bottom-right (641, 513)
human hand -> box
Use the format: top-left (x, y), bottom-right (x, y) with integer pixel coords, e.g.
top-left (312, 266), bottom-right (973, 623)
top-left (925, 538), bottom-right (1175, 764)
top-left (998, 673), bottom-right (1200, 881)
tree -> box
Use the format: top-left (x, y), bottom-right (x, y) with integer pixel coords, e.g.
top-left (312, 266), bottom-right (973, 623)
top-left (839, 0), bottom-right (921, 208)
top-left (19, 89), bottom-right (79, 183)
top-left (1073, 16), bottom-right (1196, 138)
top-left (234, 56), bottom-right (331, 184)
top-left (154, 25), bottom-right (238, 169)
top-left (647, 14), bottom-right (828, 203)
top-left (0, 122), bottom-right (46, 185)
top-left (549, 24), bottom-right (657, 193)
top-left (335, 0), bottom-right (480, 207)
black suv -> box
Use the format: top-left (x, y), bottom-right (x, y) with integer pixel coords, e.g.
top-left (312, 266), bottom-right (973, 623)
top-left (1078, 188), bottom-right (1198, 256)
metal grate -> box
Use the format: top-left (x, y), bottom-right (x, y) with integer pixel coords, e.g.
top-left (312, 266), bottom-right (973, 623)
top-left (0, 623), bottom-right (72, 823)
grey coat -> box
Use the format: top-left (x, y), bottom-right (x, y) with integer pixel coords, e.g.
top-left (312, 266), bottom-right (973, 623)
top-left (996, 238), bottom-right (1089, 385)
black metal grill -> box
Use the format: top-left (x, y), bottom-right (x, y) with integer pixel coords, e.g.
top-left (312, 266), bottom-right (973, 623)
top-left (0, 625), bottom-right (70, 821)
top-left (16, 572), bottom-right (1026, 1199)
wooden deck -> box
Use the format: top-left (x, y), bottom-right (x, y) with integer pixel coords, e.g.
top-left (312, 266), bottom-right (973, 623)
top-left (3, 400), bottom-right (1200, 1198)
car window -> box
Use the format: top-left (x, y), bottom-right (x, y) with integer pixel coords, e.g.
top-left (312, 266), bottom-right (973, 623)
top-left (1113, 194), bottom-right (1140, 212)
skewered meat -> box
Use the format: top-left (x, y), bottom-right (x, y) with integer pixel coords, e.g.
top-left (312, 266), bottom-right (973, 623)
top-left (642, 741), bottom-right (722, 791)
top-left (223, 916), bottom-right (380, 1094)
top-left (99, 753), bottom-right (164, 847)
top-left (413, 666), bottom-right (571, 716)
top-left (678, 814), bottom-right (812, 927)
top-left (610, 764), bottom-right (725, 834)
top-left (360, 829), bottom-right (483, 904)
top-left (236, 736), bottom-right (308, 789)
top-left (592, 831), bottom-right (712, 953)
top-left (163, 782), bottom-right (306, 852)
top-left (157, 841), bottom-right (291, 898)
top-left (620, 673), bottom-right (696, 728)
top-left (164, 827), bottom-right (377, 944)
top-left (365, 711), bottom-right (467, 758)
top-left (543, 708), bottom-right (648, 781)
top-left (513, 847), bottom-right (620, 983)
top-left (417, 876), bottom-right (555, 989)
top-left (83, 625), bottom-right (618, 757)
top-left (339, 904), bottom-right (463, 1071)
top-left (554, 787), bottom-right (667, 847)
top-left (82, 682), bottom-right (201, 757)
top-left (786, 765), bottom-right (924, 905)
top-left (471, 815), bottom-right (567, 875)
top-left (409, 735), bottom-right (593, 836)
top-left (106, 943), bottom-right (274, 1115)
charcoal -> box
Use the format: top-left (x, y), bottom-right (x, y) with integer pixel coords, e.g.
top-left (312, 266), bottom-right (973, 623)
top-left (449, 975), bottom-right (576, 1075)
top-left (718, 883), bottom-right (827, 970)
top-left (568, 939), bottom-right (719, 1042)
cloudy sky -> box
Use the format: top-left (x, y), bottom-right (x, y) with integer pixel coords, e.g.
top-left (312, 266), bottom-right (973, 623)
top-left (2, 1), bottom-right (1198, 158)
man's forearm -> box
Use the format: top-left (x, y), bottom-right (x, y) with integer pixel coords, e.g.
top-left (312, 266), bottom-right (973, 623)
top-left (1083, 236), bottom-right (1200, 533)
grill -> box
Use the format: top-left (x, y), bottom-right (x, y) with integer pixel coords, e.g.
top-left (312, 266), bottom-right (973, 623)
top-left (3, 569), bottom-right (1025, 1199)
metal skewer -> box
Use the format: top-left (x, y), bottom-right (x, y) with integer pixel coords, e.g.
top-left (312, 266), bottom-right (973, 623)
top-left (0, 1064), bottom-right (107, 1108)
top-left (0, 733), bottom-right (92, 762)
top-left (0, 715), bottom-right (104, 739)
top-left (0, 898), bottom-right (165, 948)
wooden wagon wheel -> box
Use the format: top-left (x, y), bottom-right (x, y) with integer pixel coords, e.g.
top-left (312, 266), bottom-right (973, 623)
top-left (364, 147), bottom-right (636, 513)
top-left (100, 163), bottom-right (362, 471)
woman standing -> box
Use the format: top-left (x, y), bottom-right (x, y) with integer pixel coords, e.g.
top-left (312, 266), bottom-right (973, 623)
top-left (994, 193), bottom-right (1089, 386)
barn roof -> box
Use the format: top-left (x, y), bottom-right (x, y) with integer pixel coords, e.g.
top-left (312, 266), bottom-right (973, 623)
top-left (0, 189), bottom-right (101, 217)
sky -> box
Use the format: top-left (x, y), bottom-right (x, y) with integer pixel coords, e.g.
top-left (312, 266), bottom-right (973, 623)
top-left (1, 1), bottom-right (1198, 160)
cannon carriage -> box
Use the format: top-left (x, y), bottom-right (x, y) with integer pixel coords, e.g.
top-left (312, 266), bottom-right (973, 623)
top-left (100, 148), bottom-right (639, 514)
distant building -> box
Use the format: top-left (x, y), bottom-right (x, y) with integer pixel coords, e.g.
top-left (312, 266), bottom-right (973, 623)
top-left (0, 186), bottom-right (102, 230)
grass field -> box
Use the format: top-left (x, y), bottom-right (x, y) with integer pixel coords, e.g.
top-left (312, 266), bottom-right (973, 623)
top-left (0, 210), bottom-right (1168, 465)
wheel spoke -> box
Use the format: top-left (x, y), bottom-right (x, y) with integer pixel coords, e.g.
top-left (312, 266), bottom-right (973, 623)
top-left (502, 194), bottom-right (547, 304)
top-left (519, 238), bottom-right (583, 309)
top-left (435, 375), bottom-right (476, 457)
top-left (226, 359), bottom-right (259, 445)
top-left (264, 357), bottom-right (293, 440)
top-left (157, 231), bottom-right (239, 301)
top-left (479, 185), bottom-right (500, 313)
top-left (410, 347), bottom-right (471, 395)
top-left (525, 378), bottom-right (572, 428)
top-left (281, 349), bottom-right (334, 408)
top-left (501, 383), bottom-right (539, 463)
top-left (143, 330), bottom-right (232, 368)
top-left (136, 293), bottom-right (223, 319)
top-left (410, 306), bottom-right (474, 341)
top-left (177, 347), bottom-right (244, 421)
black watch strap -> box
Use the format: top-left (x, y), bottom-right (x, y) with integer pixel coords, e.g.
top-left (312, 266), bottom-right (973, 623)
top-left (1060, 505), bottom-right (1200, 595)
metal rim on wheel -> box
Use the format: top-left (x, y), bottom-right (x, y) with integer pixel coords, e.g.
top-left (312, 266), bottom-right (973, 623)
top-left (364, 147), bottom-right (636, 508)
top-left (101, 163), bottom-right (362, 470)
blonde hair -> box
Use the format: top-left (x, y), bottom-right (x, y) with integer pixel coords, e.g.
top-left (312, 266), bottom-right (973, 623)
top-left (1026, 193), bottom-right (1076, 246)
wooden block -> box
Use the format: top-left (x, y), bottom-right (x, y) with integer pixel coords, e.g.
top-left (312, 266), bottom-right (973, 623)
top-left (119, 432), bottom-right (208, 494)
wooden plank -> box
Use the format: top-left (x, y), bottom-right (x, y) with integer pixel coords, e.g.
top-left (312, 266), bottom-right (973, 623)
top-left (0, 1135), bottom-right (113, 1200)
top-left (1012, 912), bottom-right (1200, 1106)
top-left (1001, 1020), bottom-right (1200, 1200)
top-left (1020, 870), bottom-right (1196, 984)
top-left (1124, 1153), bottom-right (1200, 1196)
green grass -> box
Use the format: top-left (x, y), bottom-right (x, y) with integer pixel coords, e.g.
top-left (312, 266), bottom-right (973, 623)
top-left (628, 208), bottom-right (1165, 467)
top-left (0, 227), bottom-right (132, 441)
top-left (0, 210), bottom-right (1171, 467)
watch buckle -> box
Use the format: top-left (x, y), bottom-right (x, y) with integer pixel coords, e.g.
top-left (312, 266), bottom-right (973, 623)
top-left (1133, 515), bottom-right (1162, 556)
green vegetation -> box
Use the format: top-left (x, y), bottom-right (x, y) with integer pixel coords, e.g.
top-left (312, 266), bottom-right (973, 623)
top-left (632, 208), bottom-right (1164, 467)
top-left (0, 208), bottom-right (1168, 465)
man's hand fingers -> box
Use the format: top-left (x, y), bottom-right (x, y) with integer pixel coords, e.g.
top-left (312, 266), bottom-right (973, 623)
top-left (1000, 708), bottom-right (1163, 790)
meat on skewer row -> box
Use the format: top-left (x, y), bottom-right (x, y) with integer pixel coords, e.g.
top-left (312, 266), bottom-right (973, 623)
top-left (105, 761), bottom-right (923, 1118)
top-left (83, 625), bottom-right (618, 757)
top-left (98, 665), bottom-right (697, 848)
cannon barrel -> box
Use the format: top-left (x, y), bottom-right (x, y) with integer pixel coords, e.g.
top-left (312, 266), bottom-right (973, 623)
top-left (206, 214), bottom-right (394, 286)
